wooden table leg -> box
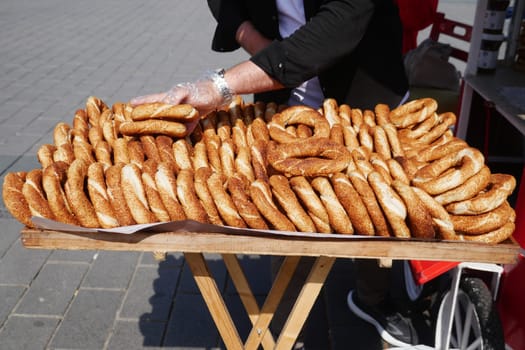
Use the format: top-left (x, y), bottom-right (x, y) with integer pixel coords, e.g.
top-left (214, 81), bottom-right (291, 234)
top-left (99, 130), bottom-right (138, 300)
top-left (244, 255), bottom-right (301, 349)
top-left (276, 256), bottom-right (336, 349)
top-left (185, 253), bottom-right (335, 350)
top-left (222, 254), bottom-right (276, 350)
top-left (184, 252), bottom-right (244, 350)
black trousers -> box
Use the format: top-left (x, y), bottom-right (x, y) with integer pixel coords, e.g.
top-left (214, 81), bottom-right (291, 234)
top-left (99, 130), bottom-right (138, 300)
top-left (354, 258), bottom-right (391, 307)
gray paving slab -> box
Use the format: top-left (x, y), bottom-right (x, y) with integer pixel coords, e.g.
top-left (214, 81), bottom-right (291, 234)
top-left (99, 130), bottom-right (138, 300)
top-left (82, 250), bottom-right (140, 289)
top-left (0, 239), bottom-right (51, 285)
top-left (0, 315), bottom-right (60, 350)
top-left (50, 289), bottom-right (125, 349)
top-left (48, 249), bottom-right (98, 263)
top-left (178, 254), bottom-right (228, 294)
top-left (140, 251), bottom-right (184, 267)
top-left (119, 265), bottom-right (180, 321)
top-left (0, 155), bottom-right (41, 174)
top-left (224, 254), bottom-right (273, 295)
top-left (323, 260), bottom-right (382, 349)
top-left (107, 319), bottom-right (165, 350)
top-left (0, 157), bottom-right (21, 177)
top-left (222, 293), bottom-right (256, 340)
top-left (0, 219), bottom-right (23, 256)
top-left (14, 262), bottom-right (89, 316)
top-left (164, 293), bottom-right (220, 348)
top-left (0, 285), bottom-right (26, 326)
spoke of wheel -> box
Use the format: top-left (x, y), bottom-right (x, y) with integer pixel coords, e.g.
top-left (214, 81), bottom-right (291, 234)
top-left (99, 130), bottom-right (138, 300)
top-left (453, 299), bottom-right (465, 347)
top-left (450, 332), bottom-right (459, 348)
top-left (466, 338), bottom-right (483, 350)
top-left (466, 300), bottom-right (483, 350)
top-left (461, 302), bottom-right (474, 349)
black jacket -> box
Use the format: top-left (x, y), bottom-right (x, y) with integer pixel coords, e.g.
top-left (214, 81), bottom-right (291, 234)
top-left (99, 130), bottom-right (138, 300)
top-left (209, 0), bottom-right (408, 110)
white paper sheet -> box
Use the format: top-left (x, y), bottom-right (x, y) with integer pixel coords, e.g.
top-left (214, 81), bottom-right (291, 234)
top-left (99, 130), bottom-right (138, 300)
top-left (30, 217), bottom-right (399, 240)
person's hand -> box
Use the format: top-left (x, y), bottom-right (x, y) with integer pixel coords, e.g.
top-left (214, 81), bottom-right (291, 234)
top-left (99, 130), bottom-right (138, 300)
top-left (130, 72), bottom-right (233, 117)
top-left (130, 71), bottom-right (234, 135)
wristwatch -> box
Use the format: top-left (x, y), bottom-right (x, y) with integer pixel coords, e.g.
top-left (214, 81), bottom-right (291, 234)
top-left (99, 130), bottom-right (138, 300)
top-left (211, 68), bottom-right (234, 104)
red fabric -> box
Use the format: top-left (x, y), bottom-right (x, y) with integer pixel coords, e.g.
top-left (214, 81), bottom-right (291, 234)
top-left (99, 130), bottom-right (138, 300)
top-left (395, 0), bottom-right (439, 53)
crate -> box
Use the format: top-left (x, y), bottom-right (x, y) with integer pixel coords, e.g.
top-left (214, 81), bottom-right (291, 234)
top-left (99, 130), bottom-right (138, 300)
top-left (409, 260), bottom-right (460, 285)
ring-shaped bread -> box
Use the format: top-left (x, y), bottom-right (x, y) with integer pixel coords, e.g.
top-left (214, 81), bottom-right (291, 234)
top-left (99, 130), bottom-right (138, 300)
top-left (268, 105), bottom-right (330, 143)
top-left (412, 147), bottom-right (485, 195)
top-left (446, 174), bottom-right (516, 215)
top-left (389, 98), bottom-right (438, 128)
top-left (267, 138), bottom-right (351, 177)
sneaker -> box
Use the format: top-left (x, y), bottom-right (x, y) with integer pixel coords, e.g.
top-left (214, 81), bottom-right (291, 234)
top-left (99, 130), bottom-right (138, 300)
top-left (347, 290), bottom-right (419, 347)
top-left (292, 342), bottom-right (305, 350)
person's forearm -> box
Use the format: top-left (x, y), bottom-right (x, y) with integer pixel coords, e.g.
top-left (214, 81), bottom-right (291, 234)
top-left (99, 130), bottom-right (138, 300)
top-left (235, 21), bottom-right (272, 55)
top-left (224, 61), bottom-right (284, 95)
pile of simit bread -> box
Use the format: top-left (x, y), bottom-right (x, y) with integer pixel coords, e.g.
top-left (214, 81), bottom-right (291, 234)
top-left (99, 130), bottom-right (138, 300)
top-left (2, 95), bottom-right (517, 244)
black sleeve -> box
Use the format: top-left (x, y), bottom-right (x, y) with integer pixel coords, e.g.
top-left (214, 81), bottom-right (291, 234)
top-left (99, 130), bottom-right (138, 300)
top-left (209, 0), bottom-right (248, 52)
top-left (250, 0), bottom-right (375, 87)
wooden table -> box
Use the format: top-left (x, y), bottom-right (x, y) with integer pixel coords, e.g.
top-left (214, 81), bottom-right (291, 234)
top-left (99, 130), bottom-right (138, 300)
top-left (20, 228), bottom-right (520, 350)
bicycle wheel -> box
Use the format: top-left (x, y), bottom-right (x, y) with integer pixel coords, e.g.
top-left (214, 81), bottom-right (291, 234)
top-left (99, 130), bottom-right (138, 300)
top-left (434, 277), bottom-right (505, 350)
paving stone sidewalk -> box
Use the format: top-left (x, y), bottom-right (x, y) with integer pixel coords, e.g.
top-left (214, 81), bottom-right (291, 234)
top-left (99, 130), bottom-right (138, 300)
top-left (0, 1), bottom-right (475, 349)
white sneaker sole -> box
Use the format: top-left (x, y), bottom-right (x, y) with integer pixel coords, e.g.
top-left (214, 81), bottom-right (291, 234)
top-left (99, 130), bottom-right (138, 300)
top-left (346, 290), bottom-right (413, 348)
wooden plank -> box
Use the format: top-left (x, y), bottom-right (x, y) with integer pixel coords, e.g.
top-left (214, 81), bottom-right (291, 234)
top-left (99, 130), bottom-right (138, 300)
top-left (276, 256), bottom-right (336, 349)
top-left (183, 253), bottom-right (243, 350)
top-left (243, 256), bottom-right (300, 350)
top-left (221, 254), bottom-right (276, 350)
top-left (20, 229), bottom-right (520, 264)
